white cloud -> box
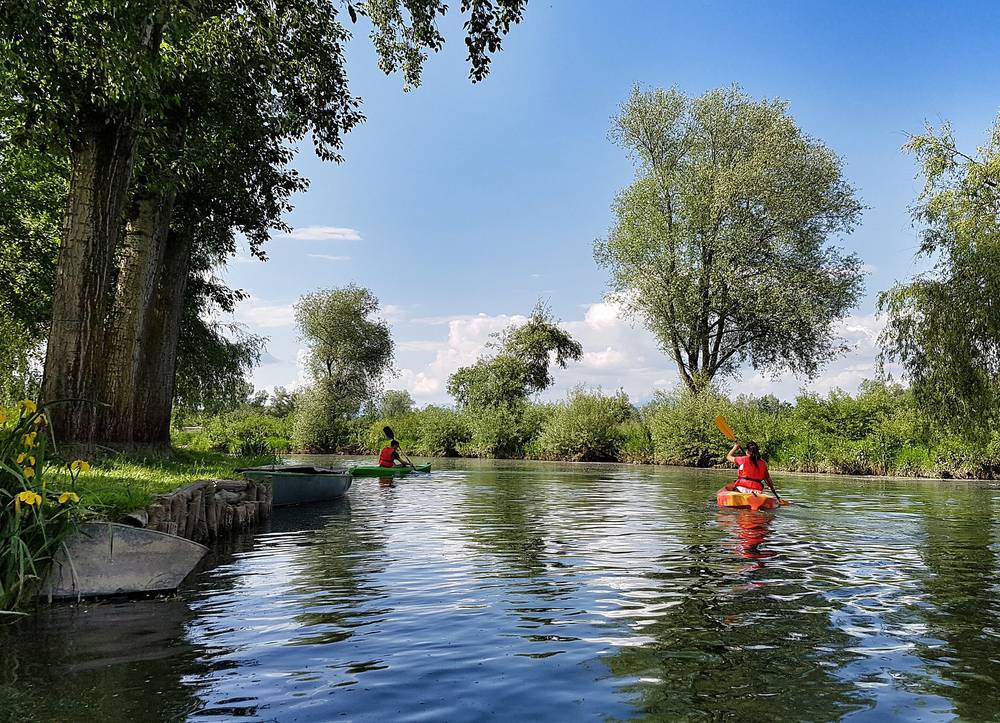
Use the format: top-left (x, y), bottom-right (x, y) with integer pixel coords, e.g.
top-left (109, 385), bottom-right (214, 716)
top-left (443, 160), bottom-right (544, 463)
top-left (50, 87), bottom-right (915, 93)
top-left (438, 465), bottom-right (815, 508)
top-left (307, 254), bottom-right (351, 262)
top-left (382, 304), bottom-right (411, 322)
top-left (282, 226), bottom-right (361, 242)
top-left (398, 340), bottom-right (444, 352)
top-left (244, 300), bottom-right (895, 407)
top-left (235, 297), bottom-right (296, 329)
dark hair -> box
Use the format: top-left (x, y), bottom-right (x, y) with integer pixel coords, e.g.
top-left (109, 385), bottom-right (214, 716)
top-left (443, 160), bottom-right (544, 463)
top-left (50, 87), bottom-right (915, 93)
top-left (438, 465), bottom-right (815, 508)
top-left (746, 441), bottom-right (761, 464)
top-left (390, 439), bottom-right (400, 448)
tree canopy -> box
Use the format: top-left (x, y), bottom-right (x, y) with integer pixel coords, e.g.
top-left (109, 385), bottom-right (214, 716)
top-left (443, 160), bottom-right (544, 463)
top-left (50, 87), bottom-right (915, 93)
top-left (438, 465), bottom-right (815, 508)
top-left (595, 85), bottom-right (865, 392)
top-left (296, 285), bottom-right (395, 408)
top-left (0, 0), bottom-right (527, 446)
top-left (448, 303), bottom-right (582, 409)
top-left (879, 118), bottom-right (1000, 434)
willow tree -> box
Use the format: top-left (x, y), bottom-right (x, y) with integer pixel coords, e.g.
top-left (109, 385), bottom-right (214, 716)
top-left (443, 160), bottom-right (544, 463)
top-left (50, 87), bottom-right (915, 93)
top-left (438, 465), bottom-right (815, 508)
top-left (879, 119), bottom-right (1000, 434)
top-left (1, 0), bottom-right (526, 445)
top-left (293, 286), bottom-right (394, 451)
top-left (595, 86), bottom-right (864, 392)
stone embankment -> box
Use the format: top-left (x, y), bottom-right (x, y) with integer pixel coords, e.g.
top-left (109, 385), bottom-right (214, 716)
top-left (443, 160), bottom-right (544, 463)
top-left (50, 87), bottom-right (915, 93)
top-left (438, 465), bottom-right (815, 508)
top-left (122, 479), bottom-right (272, 543)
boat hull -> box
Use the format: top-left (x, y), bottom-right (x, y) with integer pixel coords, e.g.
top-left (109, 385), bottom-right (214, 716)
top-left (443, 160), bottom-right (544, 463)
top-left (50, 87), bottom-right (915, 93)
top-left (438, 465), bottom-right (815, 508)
top-left (716, 487), bottom-right (779, 511)
top-left (349, 464), bottom-right (432, 477)
top-left (240, 468), bottom-right (352, 506)
top-left (41, 522), bottom-right (208, 600)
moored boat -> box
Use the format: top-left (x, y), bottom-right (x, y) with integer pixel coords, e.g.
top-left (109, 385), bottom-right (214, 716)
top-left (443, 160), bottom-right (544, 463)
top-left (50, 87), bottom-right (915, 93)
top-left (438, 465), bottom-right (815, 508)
top-left (349, 463), bottom-right (432, 477)
top-left (41, 522), bottom-right (208, 601)
top-left (238, 465), bottom-right (352, 506)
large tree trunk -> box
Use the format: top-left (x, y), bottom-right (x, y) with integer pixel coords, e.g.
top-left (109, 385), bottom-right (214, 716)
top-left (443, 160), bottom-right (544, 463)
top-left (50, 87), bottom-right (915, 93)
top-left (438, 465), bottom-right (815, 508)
top-left (41, 116), bottom-right (141, 443)
top-left (131, 226), bottom-right (194, 446)
top-left (95, 190), bottom-right (177, 444)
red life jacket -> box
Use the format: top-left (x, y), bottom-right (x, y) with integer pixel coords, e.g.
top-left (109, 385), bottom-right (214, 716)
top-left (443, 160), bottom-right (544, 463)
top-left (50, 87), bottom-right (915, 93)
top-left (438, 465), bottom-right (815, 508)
top-left (735, 455), bottom-right (767, 492)
top-left (378, 447), bottom-right (396, 467)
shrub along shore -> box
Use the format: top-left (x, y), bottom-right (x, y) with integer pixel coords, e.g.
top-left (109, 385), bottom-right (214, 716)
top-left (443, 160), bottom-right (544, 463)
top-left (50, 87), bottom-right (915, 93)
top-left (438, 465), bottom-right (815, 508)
top-left (173, 381), bottom-right (1000, 480)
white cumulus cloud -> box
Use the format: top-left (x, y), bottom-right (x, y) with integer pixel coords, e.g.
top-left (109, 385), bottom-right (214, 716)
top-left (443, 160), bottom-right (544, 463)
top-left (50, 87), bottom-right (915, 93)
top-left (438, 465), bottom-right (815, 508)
top-left (235, 297), bottom-right (296, 329)
top-left (283, 226), bottom-right (361, 242)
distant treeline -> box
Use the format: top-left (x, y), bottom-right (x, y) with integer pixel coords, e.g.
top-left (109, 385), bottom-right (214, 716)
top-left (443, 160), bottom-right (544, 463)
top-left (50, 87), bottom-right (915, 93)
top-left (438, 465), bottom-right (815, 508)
top-left (172, 381), bottom-right (1000, 480)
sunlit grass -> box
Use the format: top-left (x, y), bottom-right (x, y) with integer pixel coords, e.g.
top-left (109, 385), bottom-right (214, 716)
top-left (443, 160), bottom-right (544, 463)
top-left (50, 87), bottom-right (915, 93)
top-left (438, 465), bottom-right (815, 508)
top-left (46, 449), bottom-right (271, 520)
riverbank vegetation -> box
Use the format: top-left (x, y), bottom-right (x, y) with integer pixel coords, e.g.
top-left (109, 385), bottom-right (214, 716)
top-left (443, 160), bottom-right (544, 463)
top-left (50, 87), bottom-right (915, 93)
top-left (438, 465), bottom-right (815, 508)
top-left (172, 379), bottom-right (1000, 480)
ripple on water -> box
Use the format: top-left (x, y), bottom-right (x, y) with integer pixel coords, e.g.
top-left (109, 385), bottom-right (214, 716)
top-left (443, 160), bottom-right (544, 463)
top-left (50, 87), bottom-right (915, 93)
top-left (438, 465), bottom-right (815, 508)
top-left (1, 460), bottom-right (1000, 721)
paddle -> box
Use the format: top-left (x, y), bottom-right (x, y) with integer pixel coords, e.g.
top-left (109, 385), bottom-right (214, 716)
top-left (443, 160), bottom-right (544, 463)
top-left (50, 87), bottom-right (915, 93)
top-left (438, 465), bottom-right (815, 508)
top-left (714, 415), bottom-right (788, 506)
top-left (383, 425), bottom-right (414, 468)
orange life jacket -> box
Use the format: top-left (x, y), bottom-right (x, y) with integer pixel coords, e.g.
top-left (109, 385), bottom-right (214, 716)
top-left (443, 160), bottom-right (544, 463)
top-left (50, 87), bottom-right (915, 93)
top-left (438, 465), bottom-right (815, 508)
top-left (378, 447), bottom-right (396, 467)
top-left (736, 456), bottom-right (767, 492)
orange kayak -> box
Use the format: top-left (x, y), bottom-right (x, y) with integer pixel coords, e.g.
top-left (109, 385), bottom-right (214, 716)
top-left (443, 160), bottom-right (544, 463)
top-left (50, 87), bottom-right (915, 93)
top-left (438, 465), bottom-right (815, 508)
top-left (716, 487), bottom-right (779, 511)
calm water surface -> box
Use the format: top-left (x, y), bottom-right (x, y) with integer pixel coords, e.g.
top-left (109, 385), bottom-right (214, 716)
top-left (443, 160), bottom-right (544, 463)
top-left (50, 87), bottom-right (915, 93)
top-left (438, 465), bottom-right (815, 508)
top-left (2, 459), bottom-right (1000, 721)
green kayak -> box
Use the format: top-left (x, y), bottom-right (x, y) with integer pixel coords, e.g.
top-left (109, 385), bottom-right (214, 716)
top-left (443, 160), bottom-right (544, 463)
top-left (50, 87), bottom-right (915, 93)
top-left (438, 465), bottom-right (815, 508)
top-left (348, 463), bottom-right (432, 477)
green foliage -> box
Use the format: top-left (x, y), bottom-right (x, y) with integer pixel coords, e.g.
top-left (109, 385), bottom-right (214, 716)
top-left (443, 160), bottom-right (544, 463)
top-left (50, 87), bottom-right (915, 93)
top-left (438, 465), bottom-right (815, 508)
top-left (0, 114), bottom-right (65, 340)
top-left (173, 276), bottom-right (264, 416)
top-left (645, 388), bottom-right (733, 466)
top-left (1, 400), bottom-right (86, 610)
top-left (364, 406), bottom-right (470, 457)
top-left (293, 380), bottom-right (352, 453)
top-left (291, 286), bottom-right (394, 452)
top-left (534, 388), bottom-right (638, 462)
top-left (448, 303), bottom-right (582, 409)
top-left (880, 117), bottom-right (1000, 434)
top-left (364, 0), bottom-right (527, 87)
top-left (461, 403), bottom-right (533, 458)
top-left (201, 412), bottom-right (292, 457)
top-left (296, 285), bottom-right (394, 408)
top-left (596, 85), bottom-right (864, 392)
top-left (447, 303), bottom-right (582, 458)
top-left (378, 389), bottom-right (415, 418)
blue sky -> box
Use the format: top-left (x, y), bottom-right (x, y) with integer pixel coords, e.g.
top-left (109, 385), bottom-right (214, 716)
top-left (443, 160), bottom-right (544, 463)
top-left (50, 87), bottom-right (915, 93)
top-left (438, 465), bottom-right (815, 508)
top-left (223, 0), bottom-right (1000, 405)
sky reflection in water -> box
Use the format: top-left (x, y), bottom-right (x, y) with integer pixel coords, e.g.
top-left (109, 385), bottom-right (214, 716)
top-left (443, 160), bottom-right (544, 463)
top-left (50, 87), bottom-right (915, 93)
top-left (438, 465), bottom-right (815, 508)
top-left (1, 459), bottom-right (998, 721)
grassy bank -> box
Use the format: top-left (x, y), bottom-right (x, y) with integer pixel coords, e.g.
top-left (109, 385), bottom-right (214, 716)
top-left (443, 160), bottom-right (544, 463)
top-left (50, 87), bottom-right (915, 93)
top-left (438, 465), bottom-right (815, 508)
top-left (54, 450), bottom-right (271, 520)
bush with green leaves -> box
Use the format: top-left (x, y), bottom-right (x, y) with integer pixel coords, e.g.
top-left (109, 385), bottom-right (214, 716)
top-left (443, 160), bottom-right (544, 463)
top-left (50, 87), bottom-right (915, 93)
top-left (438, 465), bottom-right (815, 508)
top-left (645, 388), bottom-right (733, 467)
top-left (364, 406), bottom-right (470, 457)
top-left (534, 389), bottom-right (637, 462)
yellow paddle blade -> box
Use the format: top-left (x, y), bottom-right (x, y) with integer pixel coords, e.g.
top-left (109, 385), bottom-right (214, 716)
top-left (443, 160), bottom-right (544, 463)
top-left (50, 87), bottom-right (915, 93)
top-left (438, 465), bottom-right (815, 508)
top-left (714, 415), bottom-right (737, 441)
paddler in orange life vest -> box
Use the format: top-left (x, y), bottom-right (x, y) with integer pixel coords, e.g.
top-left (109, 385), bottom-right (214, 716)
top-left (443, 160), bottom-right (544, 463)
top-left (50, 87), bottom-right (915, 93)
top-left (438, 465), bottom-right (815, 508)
top-left (724, 441), bottom-right (781, 499)
top-left (378, 439), bottom-right (408, 468)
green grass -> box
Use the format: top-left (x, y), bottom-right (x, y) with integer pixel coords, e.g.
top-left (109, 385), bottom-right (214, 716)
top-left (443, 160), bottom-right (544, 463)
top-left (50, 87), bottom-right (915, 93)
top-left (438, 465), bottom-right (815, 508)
top-left (46, 449), bottom-right (272, 520)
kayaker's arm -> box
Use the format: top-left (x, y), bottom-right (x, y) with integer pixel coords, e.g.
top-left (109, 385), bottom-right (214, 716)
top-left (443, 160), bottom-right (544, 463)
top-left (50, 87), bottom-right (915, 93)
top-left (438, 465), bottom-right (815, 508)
top-left (765, 474), bottom-right (782, 501)
top-left (725, 443), bottom-right (742, 464)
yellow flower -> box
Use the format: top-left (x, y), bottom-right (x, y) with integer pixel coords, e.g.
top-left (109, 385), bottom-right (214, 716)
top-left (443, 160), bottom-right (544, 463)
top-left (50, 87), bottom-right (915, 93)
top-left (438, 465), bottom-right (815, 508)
top-left (34, 413), bottom-right (47, 427)
top-left (58, 491), bottom-right (80, 505)
top-left (22, 466), bottom-right (35, 479)
top-left (21, 431), bottom-right (37, 448)
top-left (16, 452), bottom-right (26, 464)
top-left (16, 399), bottom-right (37, 414)
top-left (16, 490), bottom-right (42, 507)
top-left (0, 408), bottom-right (8, 424)
top-left (70, 459), bottom-right (91, 473)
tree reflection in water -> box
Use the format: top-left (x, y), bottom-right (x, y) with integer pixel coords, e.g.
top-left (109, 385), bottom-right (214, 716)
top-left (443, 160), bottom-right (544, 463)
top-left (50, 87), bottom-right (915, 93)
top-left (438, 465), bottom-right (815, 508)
top-left (916, 487), bottom-right (1000, 721)
top-left (603, 480), bottom-right (872, 721)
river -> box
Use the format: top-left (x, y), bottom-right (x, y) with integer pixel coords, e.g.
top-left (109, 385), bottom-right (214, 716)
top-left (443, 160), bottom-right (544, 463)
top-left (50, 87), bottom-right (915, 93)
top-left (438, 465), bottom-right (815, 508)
top-left (1, 458), bottom-right (998, 721)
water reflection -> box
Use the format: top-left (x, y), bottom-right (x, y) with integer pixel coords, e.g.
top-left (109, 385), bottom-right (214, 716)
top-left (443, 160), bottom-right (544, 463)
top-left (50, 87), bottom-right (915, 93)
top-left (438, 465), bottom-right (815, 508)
top-left (0, 461), bottom-right (998, 721)
top-left (916, 487), bottom-right (1000, 721)
top-left (716, 509), bottom-right (776, 561)
top-left (0, 599), bottom-right (202, 722)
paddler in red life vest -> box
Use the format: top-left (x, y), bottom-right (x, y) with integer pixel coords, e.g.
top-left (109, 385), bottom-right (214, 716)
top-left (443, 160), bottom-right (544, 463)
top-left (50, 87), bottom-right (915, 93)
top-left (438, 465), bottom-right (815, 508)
top-left (724, 441), bottom-right (781, 500)
top-left (378, 439), bottom-right (408, 468)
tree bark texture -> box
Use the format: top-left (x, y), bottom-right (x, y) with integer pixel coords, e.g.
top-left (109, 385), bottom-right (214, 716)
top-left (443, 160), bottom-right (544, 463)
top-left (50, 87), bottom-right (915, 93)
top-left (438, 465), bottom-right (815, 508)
top-left (131, 226), bottom-right (194, 445)
top-left (96, 190), bottom-right (177, 443)
top-left (41, 116), bottom-right (141, 443)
